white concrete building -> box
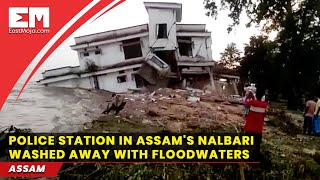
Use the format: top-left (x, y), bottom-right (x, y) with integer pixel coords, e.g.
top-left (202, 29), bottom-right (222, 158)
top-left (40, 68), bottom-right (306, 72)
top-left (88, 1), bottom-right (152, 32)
top-left (38, 2), bottom-right (239, 94)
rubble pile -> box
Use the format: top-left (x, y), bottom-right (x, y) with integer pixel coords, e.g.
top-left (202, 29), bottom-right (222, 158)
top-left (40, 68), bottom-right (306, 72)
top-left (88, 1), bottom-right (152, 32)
top-left (119, 88), bottom-right (244, 133)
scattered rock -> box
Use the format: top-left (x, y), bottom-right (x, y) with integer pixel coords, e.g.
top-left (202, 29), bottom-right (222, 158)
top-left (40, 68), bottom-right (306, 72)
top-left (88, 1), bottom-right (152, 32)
top-left (148, 110), bottom-right (160, 117)
top-left (168, 115), bottom-right (180, 121)
top-left (186, 121), bottom-right (200, 129)
top-left (222, 102), bottom-right (232, 105)
top-left (174, 94), bottom-right (182, 98)
top-left (169, 94), bottom-right (176, 98)
top-left (187, 96), bottom-right (200, 103)
top-left (166, 122), bottom-right (185, 133)
top-left (160, 106), bottom-right (168, 110)
top-left (214, 99), bottom-right (225, 103)
top-left (142, 119), bottom-right (152, 125)
top-left (149, 91), bottom-right (156, 97)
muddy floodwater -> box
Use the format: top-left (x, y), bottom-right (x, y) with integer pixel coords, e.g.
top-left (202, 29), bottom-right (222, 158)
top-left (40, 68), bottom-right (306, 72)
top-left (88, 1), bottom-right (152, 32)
top-left (0, 71), bottom-right (109, 133)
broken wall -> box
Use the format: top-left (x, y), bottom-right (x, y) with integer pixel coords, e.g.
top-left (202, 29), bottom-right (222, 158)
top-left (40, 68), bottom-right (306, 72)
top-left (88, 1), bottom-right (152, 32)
top-left (77, 36), bottom-right (149, 71)
top-left (148, 8), bottom-right (177, 50)
top-left (184, 74), bottom-right (211, 90)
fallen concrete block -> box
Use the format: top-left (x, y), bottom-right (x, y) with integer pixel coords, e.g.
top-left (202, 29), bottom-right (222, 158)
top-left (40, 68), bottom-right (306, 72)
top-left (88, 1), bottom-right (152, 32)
top-left (188, 96), bottom-right (200, 103)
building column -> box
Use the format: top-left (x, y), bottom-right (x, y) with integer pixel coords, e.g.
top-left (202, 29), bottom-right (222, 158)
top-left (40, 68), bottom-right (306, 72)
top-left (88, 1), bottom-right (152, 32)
top-left (208, 67), bottom-right (216, 92)
top-left (231, 79), bottom-right (239, 95)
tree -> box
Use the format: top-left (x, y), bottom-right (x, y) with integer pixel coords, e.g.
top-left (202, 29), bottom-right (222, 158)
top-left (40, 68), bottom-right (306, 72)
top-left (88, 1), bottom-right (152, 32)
top-left (219, 42), bottom-right (241, 69)
top-left (204, 0), bottom-right (320, 109)
top-left (240, 36), bottom-right (279, 100)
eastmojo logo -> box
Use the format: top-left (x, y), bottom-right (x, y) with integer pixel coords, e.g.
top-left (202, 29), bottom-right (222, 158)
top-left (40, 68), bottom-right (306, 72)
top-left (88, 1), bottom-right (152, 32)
top-left (8, 7), bottom-right (50, 35)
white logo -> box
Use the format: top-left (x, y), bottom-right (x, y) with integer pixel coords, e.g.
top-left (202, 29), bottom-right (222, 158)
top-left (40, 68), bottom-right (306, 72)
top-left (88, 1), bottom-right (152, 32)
top-left (9, 7), bottom-right (50, 28)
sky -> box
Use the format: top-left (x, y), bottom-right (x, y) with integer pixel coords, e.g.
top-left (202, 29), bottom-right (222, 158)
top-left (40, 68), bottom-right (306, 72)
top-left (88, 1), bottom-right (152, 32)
top-left (40, 0), bottom-right (269, 71)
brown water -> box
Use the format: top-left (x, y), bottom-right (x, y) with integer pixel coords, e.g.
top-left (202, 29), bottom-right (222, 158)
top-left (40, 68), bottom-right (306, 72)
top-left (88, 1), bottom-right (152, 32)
top-left (0, 71), bottom-right (108, 133)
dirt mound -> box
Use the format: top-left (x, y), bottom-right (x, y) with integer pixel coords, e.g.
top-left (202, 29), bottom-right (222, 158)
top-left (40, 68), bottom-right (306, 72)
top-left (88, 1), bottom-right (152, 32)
top-left (104, 88), bottom-right (244, 133)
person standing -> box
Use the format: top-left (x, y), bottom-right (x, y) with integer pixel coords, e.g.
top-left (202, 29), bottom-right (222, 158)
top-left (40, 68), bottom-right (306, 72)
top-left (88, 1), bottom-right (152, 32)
top-left (102, 94), bottom-right (126, 115)
top-left (303, 96), bottom-right (317, 135)
top-left (313, 97), bottom-right (320, 135)
top-left (243, 89), bottom-right (268, 161)
top-left (243, 90), bottom-right (255, 117)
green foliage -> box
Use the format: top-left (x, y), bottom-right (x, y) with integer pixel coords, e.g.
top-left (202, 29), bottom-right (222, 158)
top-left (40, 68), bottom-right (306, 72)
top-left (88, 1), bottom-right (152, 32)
top-left (219, 42), bottom-right (241, 69)
top-left (240, 36), bottom-right (280, 99)
top-left (57, 151), bottom-right (319, 180)
top-left (204, 0), bottom-right (320, 109)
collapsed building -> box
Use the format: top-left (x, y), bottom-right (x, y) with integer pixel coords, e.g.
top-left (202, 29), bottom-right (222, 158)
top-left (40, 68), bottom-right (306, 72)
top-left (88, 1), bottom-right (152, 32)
top-left (38, 2), bottom-right (240, 95)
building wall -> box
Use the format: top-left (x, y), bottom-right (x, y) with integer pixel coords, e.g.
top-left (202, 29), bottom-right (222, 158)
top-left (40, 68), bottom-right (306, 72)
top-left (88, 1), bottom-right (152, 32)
top-left (206, 37), bottom-right (213, 60)
top-left (46, 79), bottom-right (78, 88)
top-left (191, 37), bottom-right (213, 60)
top-left (141, 36), bottom-right (150, 56)
top-left (77, 36), bottom-right (150, 71)
top-left (43, 66), bottom-right (80, 79)
top-left (76, 33), bottom-right (213, 72)
top-left (45, 78), bottom-right (92, 89)
top-left (148, 8), bottom-right (177, 50)
top-left (97, 68), bottom-right (140, 93)
top-left (79, 77), bottom-right (94, 89)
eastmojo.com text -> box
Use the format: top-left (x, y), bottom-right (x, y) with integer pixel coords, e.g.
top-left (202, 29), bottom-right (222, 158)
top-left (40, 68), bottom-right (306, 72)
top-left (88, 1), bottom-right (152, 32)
top-left (8, 28), bottom-right (50, 34)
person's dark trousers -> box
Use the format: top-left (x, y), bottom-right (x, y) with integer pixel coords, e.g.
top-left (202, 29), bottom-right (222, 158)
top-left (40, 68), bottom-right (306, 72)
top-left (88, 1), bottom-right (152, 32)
top-left (102, 104), bottom-right (116, 114)
top-left (115, 102), bottom-right (126, 115)
top-left (102, 102), bottom-right (127, 115)
top-left (304, 116), bottom-right (313, 135)
top-left (245, 132), bottom-right (262, 161)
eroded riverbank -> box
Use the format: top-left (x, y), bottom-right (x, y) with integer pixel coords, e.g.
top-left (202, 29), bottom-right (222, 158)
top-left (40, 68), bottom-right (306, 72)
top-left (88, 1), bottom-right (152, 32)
top-left (3, 87), bottom-right (320, 179)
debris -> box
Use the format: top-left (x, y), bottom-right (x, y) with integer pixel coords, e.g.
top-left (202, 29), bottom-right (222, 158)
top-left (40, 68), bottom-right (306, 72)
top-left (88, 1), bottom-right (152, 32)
top-left (160, 106), bottom-right (168, 110)
top-left (186, 120), bottom-right (200, 129)
top-left (142, 119), bottom-right (152, 125)
top-left (174, 94), bottom-right (182, 98)
top-left (186, 87), bottom-right (204, 93)
top-left (215, 99), bottom-right (225, 103)
top-left (83, 122), bottom-right (93, 129)
top-left (188, 96), bottom-right (200, 103)
top-left (166, 122), bottom-right (184, 133)
top-left (169, 94), bottom-right (176, 98)
top-left (156, 120), bottom-right (165, 127)
top-left (149, 91), bottom-right (156, 97)
top-left (222, 102), bottom-right (232, 105)
top-left (98, 87), bottom-right (244, 134)
top-left (148, 110), bottom-right (160, 117)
